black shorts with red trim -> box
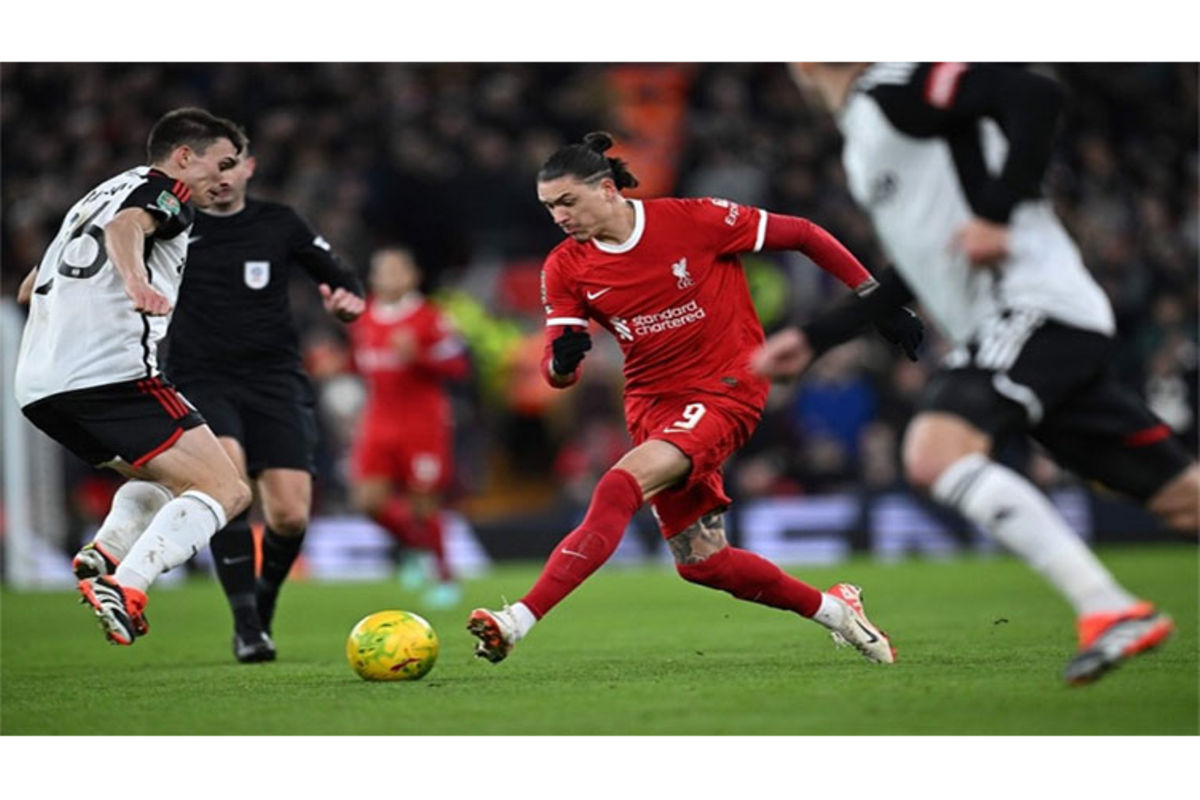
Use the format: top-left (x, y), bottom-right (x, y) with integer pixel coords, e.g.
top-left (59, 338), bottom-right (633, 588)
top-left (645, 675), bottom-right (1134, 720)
top-left (22, 376), bottom-right (205, 469)
top-left (170, 370), bottom-right (318, 475)
top-left (919, 322), bottom-right (1194, 503)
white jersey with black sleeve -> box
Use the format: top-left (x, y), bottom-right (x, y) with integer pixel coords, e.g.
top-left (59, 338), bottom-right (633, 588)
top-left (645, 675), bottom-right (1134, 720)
top-left (13, 166), bottom-right (195, 407)
top-left (837, 62), bottom-right (1115, 359)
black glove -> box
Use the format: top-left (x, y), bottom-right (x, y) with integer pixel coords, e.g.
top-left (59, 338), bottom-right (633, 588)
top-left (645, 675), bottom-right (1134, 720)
top-left (873, 306), bottom-right (923, 361)
top-left (551, 327), bottom-right (592, 374)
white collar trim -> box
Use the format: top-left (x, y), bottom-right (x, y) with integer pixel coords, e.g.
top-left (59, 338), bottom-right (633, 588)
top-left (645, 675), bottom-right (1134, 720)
top-left (592, 199), bottom-right (644, 254)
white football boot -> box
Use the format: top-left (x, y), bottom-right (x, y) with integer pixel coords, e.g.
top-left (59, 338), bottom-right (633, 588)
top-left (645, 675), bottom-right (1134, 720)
top-left (826, 583), bottom-right (896, 664)
top-left (466, 604), bottom-right (521, 663)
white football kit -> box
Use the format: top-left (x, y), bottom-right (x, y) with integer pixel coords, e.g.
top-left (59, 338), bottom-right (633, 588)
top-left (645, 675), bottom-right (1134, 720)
top-left (839, 62), bottom-right (1115, 371)
top-left (14, 166), bottom-right (194, 408)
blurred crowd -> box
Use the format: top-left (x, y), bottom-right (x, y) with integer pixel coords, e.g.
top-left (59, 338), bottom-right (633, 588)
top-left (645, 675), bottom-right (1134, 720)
top-left (2, 62), bottom-right (1196, 539)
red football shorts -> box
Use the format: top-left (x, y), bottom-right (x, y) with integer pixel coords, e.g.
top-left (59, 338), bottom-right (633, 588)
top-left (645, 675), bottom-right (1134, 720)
top-left (352, 421), bottom-right (453, 492)
top-left (624, 390), bottom-right (763, 538)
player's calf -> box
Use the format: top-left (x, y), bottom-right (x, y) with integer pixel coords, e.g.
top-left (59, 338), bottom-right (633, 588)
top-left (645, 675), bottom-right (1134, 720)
top-left (1147, 464), bottom-right (1200, 534)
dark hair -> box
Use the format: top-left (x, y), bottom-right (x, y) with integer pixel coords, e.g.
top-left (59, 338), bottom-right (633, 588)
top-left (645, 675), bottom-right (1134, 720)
top-left (146, 108), bottom-right (246, 164)
top-left (537, 131), bottom-right (639, 190)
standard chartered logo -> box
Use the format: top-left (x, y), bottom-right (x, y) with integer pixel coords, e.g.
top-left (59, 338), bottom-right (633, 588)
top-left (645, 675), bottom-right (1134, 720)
top-left (630, 300), bottom-right (707, 336)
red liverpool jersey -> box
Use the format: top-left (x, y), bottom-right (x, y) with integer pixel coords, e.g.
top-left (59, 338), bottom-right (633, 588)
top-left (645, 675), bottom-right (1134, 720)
top-left (350, 294), bottom-right (468, 428)
top-left (541, 197), bottom-right (770, 409)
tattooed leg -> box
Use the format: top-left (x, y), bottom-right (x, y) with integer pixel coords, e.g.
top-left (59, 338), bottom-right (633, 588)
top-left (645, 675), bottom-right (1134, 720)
top-left (673, 510), bottom-right (824, 617)
top-left (667, 511), bottom-right (729, 564)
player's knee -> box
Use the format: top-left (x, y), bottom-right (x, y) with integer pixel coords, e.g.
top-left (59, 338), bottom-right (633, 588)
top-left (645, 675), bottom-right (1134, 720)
top-left (265, 505), bottom-right (310, 537)
top-left (227, 478), bottom-right (253, 518)
top-left (1148, 466), bottom-right (1200, 535)
top-left (903, 419), bottom-right (988, 492)
top-left (352, 484), bottom-right (387, 516)
top-left (114, 480), bottom-right (172, 516)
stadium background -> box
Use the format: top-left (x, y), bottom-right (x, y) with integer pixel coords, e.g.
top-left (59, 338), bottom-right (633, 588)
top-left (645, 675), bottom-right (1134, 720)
top-left (1, 63), bottom-right (1196, 584)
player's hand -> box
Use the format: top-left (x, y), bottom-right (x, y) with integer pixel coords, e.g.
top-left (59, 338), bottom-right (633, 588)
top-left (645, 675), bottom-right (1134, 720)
top-left (751, 326), bottom-right (815, 381)
top-left (319, 284), bottom-right (365, 322)
top-left (16, 266), bottom-right (37, 305)
top-left (551, 326), bottom-right (591, 375)
top-left (124, 279), bottom-right (172, 316)
top-left (873, 306), bottom-right (923, 361)
top-left (956, 217), bottom-right (1010, 267)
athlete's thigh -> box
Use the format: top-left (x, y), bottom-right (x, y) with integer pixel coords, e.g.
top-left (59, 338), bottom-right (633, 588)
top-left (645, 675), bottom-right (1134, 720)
top-left (239, 372), bottom-right (319, 476)
top-left (24, 377), bottom-right (206, 470)
top-left (396, 427), bottom-right (454, 493)
top-left (22, 396), bottom-right (115, 468)
top-left (256, 467), bottom-right (313, 525)
top-left (626, 392), bottom-right (760, 538)
top-left (217, 436), bottom-right (249, 480)
top-left (627, 392), bottom-right (760, 480)
top-left (1032, 376), bottom-right (1194, 504)
top-left (921, 321), bottom-right (1116, 441)
top-left (352, 423), bottom-right (407, 485)
top-left (916, 367), bottom-right (1026, 441)
top-left (173, 378), bottom-right (245, 443)
top-left (130, 423), bottom-right (244, 499)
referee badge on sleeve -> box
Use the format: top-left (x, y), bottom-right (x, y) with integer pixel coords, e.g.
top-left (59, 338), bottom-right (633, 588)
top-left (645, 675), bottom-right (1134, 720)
top-left (244, 260), bottom-right (270, 289)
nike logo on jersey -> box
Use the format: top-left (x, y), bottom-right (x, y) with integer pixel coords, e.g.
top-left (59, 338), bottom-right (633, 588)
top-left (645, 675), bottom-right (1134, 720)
top-left (187, 235), bottom-right (202, 245)
top-left (586, 287), bottom-right (613, 300)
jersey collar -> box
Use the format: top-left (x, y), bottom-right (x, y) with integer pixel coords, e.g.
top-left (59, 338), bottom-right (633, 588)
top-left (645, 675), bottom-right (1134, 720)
top-left (592, 199), bottom-right (644, 255)
top-left (371, 291), bottom-right (423, 322)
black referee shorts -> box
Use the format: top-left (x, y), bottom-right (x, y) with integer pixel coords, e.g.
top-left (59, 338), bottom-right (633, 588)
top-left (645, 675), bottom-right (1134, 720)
top-left (172, 370), bottom-right (318, 476)
top-left (22, 376), bottom-right (206, 468)
top-left (919, 321), bottom-right (1194, 503)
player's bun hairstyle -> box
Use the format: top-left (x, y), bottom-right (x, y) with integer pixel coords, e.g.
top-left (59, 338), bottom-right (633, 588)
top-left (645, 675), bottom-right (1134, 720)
top-left (537, 131), bottom-right (639, 190)
top-left (146, 108), bottom-right (247, 164)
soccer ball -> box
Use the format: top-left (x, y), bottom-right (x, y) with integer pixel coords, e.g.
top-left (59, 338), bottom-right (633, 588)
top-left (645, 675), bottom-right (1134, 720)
top-left (346, 610), bottom-right (439, 681)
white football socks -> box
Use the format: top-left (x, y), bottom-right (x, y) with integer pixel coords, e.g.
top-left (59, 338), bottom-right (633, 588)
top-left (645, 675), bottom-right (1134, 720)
top-left (932, 453), bottom-right (1138, 616)
top-left (91, 480), bottom-right (173, 563)
top-left (811, 592), bottom-right (850, 630)
top-left (115, 490), bottom-right (228, 593)
top-left (508, 602), bottom-right (538, 640)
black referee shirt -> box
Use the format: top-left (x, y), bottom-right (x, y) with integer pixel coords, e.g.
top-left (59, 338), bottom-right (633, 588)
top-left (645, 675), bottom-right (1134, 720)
top-left (166, 198), bottom-right (362, 379)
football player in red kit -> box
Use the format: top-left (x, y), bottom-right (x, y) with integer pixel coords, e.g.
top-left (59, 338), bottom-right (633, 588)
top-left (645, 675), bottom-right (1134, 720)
top-left (467, 132), bottom-right (923, 664)
top-left (350, 246), bottom-right (469, 608)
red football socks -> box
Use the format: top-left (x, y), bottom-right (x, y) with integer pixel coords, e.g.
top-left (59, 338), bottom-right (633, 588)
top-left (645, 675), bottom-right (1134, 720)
top-left (676, 546), bottom-right (823, 617)
top-left (372, 496), bottom-right (419, 546)
top-left (521, 468), bottom-right (644, 619)
top-left (420, 512), bottom-right (452, 582)
top-left (372, 496), bottom-right (452, 580)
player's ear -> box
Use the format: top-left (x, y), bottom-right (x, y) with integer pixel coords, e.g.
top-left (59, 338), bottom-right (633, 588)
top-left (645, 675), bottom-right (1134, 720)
top-left (172, 144), bottom-right (193, 169)
top-left (245, 155), bottom-right (258, 177)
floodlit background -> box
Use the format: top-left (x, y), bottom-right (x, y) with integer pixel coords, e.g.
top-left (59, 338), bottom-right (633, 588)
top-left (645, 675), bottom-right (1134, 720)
top-left (2, 63), bottom-right (1196, 584)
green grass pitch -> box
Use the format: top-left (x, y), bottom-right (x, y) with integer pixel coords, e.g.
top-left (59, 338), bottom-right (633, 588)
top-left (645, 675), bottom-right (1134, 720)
top-left (1, 544), bottom-right (1196, 735)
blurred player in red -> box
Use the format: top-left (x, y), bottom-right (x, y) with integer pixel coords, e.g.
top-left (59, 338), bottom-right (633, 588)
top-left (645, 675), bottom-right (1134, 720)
top-left (349, 246), bottom-right (469, 608)
top-left (467, 132), bottom-right (923, 665)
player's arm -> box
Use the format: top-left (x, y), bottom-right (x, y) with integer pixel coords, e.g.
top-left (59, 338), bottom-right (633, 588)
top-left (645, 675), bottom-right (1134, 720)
top-left (759, 214), bottom-right (923, 359)
top-left (937, 64), bottom-right (1065, 226)
top-left (910, 63), bottom-right (1065, 265)
top-left (288, 210), bottom-right (365, 322)
top-left (411, 314), bottom-right (470, 380)
top-left (16, 265), bottom-right (38, 305)
top-left (540, 256), bottom-right (590, 389)
top-left (106, 208), bottom-right (172, 316)
top-left (753, 267), bottom-right (920, 381)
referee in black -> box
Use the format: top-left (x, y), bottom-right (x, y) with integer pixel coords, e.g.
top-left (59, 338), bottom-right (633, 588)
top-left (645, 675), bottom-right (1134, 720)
top-left (166, 140), bottom-right (364, 662)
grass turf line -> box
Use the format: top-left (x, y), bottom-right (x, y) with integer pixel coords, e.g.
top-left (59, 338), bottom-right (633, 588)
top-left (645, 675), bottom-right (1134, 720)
top-left (1, 545), bottom-right (1195, 735)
